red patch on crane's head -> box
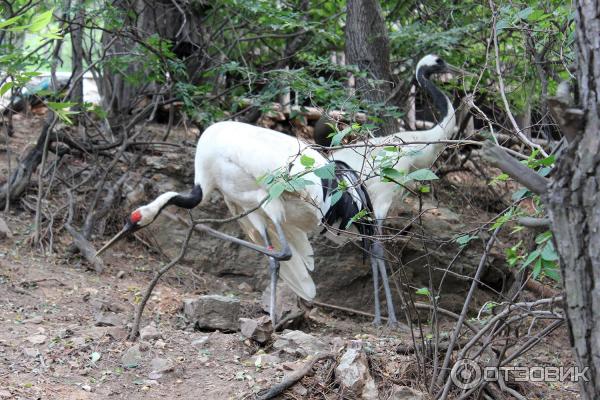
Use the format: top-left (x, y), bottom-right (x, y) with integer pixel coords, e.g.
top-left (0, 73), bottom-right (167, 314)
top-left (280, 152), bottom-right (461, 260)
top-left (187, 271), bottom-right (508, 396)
top-left (267, 245), bottom-right (274, 251)
top-left (130, 210), bottom-right (142, 224)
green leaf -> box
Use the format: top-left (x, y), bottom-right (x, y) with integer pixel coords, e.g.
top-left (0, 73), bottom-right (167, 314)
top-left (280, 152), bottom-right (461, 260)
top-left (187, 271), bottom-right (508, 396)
top-left (313, 163), bottom-right (336, 179)
top-left (346, 209), bottom-right (369, 229)
top-left (544, 263), bottom-right (561, 282)
top-left (328, 190), bottom-right (343, 206)
top-left (521, 249), bottom-right (540, 269)
top-left (0, 81), bottom-right (14, 97)
top-left (0, 15), bottom-right (21, 29)
top-left (415, 287), bottom-right (430, 296)
top-left (535, 230), bottom-right (553, 244)
top-left (27, 9), bottom-right (54, 33)
top-left (381, 167), bottom-right (406, 183)
top-left (541, 241), bottom-right (559, 261)
top-left (456, 234), bottom-right (475, 246)
top-left (537, 155), bottom-right (555, 166)
top-left (287, 177), bottom-right (313, 192)
top-left (329, 126), bottom-right (353, 146)
top-left (406, 168), bottom-right (439, 181)
top-left (516, 7), bottom-right (534, 20)
top-left (512, 188), bottom-right (528, 201)
top-left (268, 182), bottom-right (286, 200)
top-left (300, 154), bottom-right (315, 168)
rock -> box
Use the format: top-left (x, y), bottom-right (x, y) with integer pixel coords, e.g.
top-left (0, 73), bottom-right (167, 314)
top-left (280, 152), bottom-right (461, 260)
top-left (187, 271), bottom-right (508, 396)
top-left (26, 334), bottom-right (47, 345)
top-left (24, 315), bottom-right (43, 324)
top-left (150, 357), bottom-right (174, 373)
top-left (121, 344), bottom-right (145, 368)
top-left (90, 298), bottom-right (123, 313)
top-left (81, 384), bottom-right (92, 392)
top-left (140, 324), bottom-right (162, 341)
top-left (0, 217), bottom-right (13, 239)
top-left (335, 347), bottom-right (373, 395)
top-left (291, 384), bottom-right (308, 397)
top-left (250, 352), bottom-right (281, 367)
top-left (237, 282), bottom-right (253, 293)
top-left (272, 330), bottom-right (327, 357)
top-left (116, 270), bottom-right (126, 279)
top-left (0, 389), bottom-right (12, 399)
top-left (261, 283), bottom-right (301, 323)
top-left (23, 347), bottom-right (38, 357)
top-left (94, 312), bottom-right (122, 327)
top-left (154, 339), bottom-right (166, 349)
top-left (183, 295), bottom-right (240, 331)
top-left (390, 385), bottom-right (425, 400)
top-left (148, 372), bottom-right (163, 380)
top-left (191, 335), bottom-right (209, 347)
top-left (240, 316), bottom-right (272, 344)
top-left (362, 377), bottom-right (379, 400)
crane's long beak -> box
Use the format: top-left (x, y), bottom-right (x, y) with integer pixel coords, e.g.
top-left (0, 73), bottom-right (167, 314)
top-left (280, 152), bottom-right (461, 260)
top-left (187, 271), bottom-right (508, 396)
top-left (96, 224), bottom-right (133, 256)
top-left (446, 63), bottom-right (475, 77)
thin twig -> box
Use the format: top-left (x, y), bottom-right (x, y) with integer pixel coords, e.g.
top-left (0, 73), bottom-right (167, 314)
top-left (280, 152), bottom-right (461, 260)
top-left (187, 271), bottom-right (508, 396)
top-left (489, 0), bottom-right (548, 157)
top-left (436, 226), bottom-right (501, 394)
top-left (128, 222), bottom-right (194, 340)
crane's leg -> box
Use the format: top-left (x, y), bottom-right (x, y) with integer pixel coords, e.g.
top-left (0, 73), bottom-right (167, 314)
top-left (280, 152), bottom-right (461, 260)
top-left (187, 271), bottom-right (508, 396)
top-left (259, 228), bottom-right (280, 326)
top-left (370, 247), bottom-right (382, 325)
top-left (196, 223), bottom-right (291, 261)
top-left (373, 221), bottom-right (399, 327)
top-left (258, 222), bottom-right (291, 327)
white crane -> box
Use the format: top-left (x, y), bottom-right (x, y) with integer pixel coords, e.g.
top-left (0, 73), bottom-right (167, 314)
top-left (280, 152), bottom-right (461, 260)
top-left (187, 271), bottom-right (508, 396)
top-left (96, 121), bottom-right (374, 326)
top-left (330, 54), bottom-right (463, 325)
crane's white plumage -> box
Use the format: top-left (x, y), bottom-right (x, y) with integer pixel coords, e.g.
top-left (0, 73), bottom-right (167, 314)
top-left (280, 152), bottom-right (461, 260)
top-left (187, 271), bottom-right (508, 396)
top-left (331, 54), bottom-right (457, 220)
top-left (194, 121), bottom-right (332, 300)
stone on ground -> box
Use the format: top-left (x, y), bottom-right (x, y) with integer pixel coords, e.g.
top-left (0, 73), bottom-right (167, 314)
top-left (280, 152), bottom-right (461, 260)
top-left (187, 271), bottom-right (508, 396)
top-left (272, 330), bottom-right (327, 357)
top-left (240, 316), bottom-right (272, 344)
top-left (183, 294), bottom-right (240, 331)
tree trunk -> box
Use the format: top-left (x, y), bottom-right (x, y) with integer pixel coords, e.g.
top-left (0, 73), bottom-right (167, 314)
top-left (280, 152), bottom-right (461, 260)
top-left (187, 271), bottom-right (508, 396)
top-left (345, 0), bottom-right (400, 137)
top-left (546, 0), bottom-right (600, 397)
top-left (101, 0), bottom-right (208, 121)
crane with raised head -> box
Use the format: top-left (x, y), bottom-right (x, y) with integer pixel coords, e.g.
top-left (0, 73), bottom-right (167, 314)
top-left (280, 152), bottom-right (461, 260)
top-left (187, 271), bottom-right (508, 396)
top-left (95, 121), bottom-right (376, 327)
top-left (330, 54), bottom-right (464, 325)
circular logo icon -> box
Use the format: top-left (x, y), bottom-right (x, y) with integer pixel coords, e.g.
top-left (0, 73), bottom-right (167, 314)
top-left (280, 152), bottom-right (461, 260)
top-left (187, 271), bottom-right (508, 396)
top-left (450, 359), bottom-right (482, 390)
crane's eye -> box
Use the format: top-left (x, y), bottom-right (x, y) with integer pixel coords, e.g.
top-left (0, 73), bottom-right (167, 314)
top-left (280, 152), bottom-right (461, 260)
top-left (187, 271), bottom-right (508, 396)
top-left (130, 210), bottom-right (142, 224)
top-left (436, 58), bottom-right (443, 65)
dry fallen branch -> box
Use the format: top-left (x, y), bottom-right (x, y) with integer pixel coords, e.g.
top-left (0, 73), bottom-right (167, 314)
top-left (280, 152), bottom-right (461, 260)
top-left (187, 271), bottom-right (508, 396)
top-left (65, 191), bottom-right (104, 273)
top-left (256, 352), bottom-right (335, 400)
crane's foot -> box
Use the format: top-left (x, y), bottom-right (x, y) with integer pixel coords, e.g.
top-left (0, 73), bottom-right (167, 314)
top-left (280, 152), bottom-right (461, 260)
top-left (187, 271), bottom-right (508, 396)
top-left (372, 317), bottom-right (382, 326)
top-left (386, 317), bottom-right (399, 328)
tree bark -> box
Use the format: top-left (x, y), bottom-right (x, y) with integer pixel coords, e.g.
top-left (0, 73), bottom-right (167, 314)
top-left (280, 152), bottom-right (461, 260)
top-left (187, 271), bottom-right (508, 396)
top-left (546, 0), bottom-right (600, 397)
top-left (345, 0), bottom-right (400, 136)
top-left (100, 0), bottom-right (208, 121)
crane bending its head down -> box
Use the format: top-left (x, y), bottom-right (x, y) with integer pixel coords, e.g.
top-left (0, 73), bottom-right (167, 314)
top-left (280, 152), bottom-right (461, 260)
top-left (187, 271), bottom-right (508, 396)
top-left (96, 121), bottom-right (375, 327)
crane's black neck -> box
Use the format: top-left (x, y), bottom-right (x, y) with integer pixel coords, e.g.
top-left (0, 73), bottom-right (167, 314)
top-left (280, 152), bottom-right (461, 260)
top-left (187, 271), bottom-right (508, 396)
top-left (165, 184), bottom-right (203, 210)
top-left (321, 161), bottom-right (375, 258)
top-left (416, 69), bottom-right (449, 123)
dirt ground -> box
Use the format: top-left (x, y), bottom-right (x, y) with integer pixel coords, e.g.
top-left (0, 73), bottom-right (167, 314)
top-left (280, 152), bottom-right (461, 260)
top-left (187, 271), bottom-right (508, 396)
top-left (0, 114), bottom-right (581, 399)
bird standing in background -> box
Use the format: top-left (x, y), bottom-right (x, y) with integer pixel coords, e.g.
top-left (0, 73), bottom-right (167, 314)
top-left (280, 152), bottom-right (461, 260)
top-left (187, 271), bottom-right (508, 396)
top-left (331, 54), bottom-right (465, 325)
top-left (96, 121), bottom-right (374, 327)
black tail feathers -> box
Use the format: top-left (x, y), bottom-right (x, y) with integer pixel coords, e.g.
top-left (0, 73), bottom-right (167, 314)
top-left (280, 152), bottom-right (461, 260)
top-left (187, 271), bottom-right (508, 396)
top-left (321, 161), bottom-right (375, 256)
